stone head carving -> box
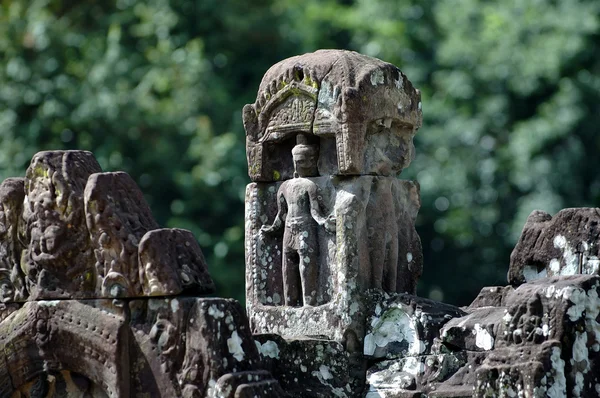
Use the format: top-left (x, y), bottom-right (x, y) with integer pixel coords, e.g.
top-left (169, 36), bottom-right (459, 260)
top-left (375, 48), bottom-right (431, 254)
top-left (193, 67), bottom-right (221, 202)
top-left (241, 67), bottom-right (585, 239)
top-left (243, 49), bottom-right (422, 182)
top-left (22, 151), bottom-right (101, 298)
top-left (0, 150), bottom-right (215, 300)
top-left (291, 134), bottom-right (319, 178)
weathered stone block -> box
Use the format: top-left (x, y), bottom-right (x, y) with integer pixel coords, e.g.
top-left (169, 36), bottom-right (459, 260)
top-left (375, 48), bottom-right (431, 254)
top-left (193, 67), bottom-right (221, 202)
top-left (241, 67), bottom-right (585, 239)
top-left (214, 370), bottom-right (286, 398)
top-left (1, 299), bottom-right (129, 397)
top-left (246, 176), bottom-right (421, 343)
top-left (21, 151), bottom-right (102, 300)
top-left (129, 297), bottom-right (265, 397)
top-left (2, 150), bottom-right (215, 302)
top-left (365, 352), bottom-right (468, 397)
top-left (85, 171), bottom-right (159, 298)
top-left (509, 208), bottom-right (600, 286)
top-left (467, 285), bottom-right (513, 309)
top-left (0, 178), bottom-right (26, 304)
top-left (0, 150), bottom-right (283, 397)
top-left (255, 334), bottom-right (359, 398)
top-left (243, 50), bottom-right (422, 181)
top-left (364, 292), bottom-right (466, 360)
top-left (138, 228), bottom-right (215, 296)
top-left (439, 307), bottom-right (501, 352)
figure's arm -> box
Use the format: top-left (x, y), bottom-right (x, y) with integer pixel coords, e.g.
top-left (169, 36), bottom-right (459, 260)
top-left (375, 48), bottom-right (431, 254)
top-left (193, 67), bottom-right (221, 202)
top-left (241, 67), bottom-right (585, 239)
top-left (308, 185), bottom-right (336, 232)
top-left (260, 187), bottom-right (287, 234)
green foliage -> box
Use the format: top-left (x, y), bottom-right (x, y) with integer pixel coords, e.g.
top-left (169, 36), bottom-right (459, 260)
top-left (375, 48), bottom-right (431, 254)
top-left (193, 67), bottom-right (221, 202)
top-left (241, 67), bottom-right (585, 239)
top-left (1, 0), bottom-right (599, 305)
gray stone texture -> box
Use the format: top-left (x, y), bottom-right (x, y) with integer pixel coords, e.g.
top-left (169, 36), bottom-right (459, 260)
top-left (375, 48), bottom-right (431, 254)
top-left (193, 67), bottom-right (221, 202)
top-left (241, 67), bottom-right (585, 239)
top-left (0, 150), bottom-right (282, 397)
top-left (509, 208), bottom-right (600, 285)
top-left (243, 49), bottom-right (422, 181)
top-left (244, 49), bottom-right (425, 397)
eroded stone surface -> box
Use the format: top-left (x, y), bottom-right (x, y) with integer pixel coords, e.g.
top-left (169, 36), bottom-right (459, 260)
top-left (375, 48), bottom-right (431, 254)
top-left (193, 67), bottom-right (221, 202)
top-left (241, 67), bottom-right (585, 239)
top-left (364, 292), bottom-right (466, 360)
top-left (244, 50), bottom-right (425, 398)
top-left (246, 176), bottom-right (421, 341)
top-left (22, 151), bottom-right (101, 300)
top-left (364, 275), bottom-right (600, 397)
top-left (509, 208), bottom-right (600, 286)
top-left (255, 334), bottom-right (359, 397)
top-left (85, 171), bottom-right (159, 298)
top-left (0, 178), bottom-right (27, 303)
top-left (1, 299), bottom-right (129, 397)
top-left (138, 228), bottom-right (215, 296)
top-left (129, 297), bottom-right (276, 397)
top-left (2, 150), bottom-right (214, 300)
top-left (0, 150), bottom-right (282, 397)
top-left (243, 49), bottom-right (422, 181)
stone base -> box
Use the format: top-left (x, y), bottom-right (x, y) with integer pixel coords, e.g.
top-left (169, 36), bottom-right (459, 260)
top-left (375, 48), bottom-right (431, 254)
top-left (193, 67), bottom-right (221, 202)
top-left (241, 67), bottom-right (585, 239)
top-left (255, 334), bottom-right (365, 398)
top-left (1, 297), bottom-right (282, 397)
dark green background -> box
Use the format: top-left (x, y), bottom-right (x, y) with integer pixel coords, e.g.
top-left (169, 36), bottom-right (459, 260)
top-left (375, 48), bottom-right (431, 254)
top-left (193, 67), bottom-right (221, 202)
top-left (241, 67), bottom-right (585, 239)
top-left (2, 0), bottom-right (599, 305)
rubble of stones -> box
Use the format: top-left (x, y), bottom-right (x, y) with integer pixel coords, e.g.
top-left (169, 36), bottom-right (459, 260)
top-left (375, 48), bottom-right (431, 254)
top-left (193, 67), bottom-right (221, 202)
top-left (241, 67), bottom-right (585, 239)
top-left (1, 49), bottom-right (599, 398)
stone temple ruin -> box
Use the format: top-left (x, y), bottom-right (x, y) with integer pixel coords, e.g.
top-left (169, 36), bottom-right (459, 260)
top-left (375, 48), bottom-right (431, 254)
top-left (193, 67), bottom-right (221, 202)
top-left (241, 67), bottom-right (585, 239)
top-left (0, 49), bottom-right (599, 397)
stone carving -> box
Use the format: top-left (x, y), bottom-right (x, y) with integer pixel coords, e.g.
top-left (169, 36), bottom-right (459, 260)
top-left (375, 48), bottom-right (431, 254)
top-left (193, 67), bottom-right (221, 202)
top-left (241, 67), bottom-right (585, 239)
top-left (243, 50), bottom-right (422, 181)
top-left (84, 171), bottom-right (159, 298)
top-left (0, 178), bottom-right (26, 303)
top-left (246, 51), bottom-right (600, 398)
top-left (363, 275), bottom-right (600, 397)
top-left (138, 228), bottom-right (215, 296)
top-left (245, 50), bottom-right (424, 396)
top-left (245, 49), bottom-right (423, 325)
top-left (0, 150), bottom-right (282, 397)
top-left (260, 134), bottom-right (336, 306)
top-left (3, 51), bottom-right (599, 398)
top-left (22, 151), bottom-right (101, 300)
top-left (3, 150), bottom-right (214, 300)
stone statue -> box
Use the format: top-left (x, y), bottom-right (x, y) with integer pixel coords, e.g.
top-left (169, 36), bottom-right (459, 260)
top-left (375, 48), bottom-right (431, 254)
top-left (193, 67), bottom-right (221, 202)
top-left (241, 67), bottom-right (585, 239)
top-left (260, 134), bottom-right (335, 306)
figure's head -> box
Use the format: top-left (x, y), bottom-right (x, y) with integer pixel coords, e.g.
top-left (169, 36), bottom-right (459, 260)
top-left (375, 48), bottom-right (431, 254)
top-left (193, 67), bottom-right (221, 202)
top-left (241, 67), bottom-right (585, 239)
top-left (291, 135), bottom-right (319, 178)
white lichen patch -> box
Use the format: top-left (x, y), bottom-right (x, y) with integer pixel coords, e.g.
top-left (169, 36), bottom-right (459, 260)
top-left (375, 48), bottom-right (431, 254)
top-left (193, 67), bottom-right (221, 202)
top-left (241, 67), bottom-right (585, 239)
top-left (566, 288), bottom-right (586, 321)
top-left (39, 300), bottom-right (60, 307)
top-left (319, 365), bottom-right (333, 380)
top-left (553, 235), bottom-right (567, 250)
top-left (549, 259), bottom-right (561, 273)
top-left (227, 330), bottom-right (245, 361)
top-left (402, 356), bottom-right (424, 376)
top-left (395, 76), bottom-right (403, 90)
top-left (170, 298), bottom-right (179, 313)
top-left (208, 304), bottom-right (225, 319)
top-left (473, 323), bottom-right (494, 351)
top-left (364, 307), bottom-right (421, 357)
top-left (370, 69), bottom-right (385, 86)
top-left (523, 264), bottom-right (548, 282)
top-left (255, 339), bottom-right (280, 359)
top-left (546, 347), bottom-right (567, 398)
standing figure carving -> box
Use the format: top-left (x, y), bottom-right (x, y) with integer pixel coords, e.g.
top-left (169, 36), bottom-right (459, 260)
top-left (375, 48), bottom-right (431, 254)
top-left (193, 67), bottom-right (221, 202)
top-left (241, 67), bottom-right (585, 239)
top-left (260, 135), bottom-right (335, 307)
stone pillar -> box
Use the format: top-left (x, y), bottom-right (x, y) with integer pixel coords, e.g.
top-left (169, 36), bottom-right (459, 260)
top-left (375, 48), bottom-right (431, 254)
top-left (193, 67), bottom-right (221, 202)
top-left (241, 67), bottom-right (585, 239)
top-left (243, 50), bottom-right (424, 395)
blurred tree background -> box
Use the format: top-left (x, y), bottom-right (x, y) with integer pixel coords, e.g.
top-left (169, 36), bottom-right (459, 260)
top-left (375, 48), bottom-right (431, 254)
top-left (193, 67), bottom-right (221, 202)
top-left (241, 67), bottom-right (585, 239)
top-left (1, 0), bottom-right (599, 305)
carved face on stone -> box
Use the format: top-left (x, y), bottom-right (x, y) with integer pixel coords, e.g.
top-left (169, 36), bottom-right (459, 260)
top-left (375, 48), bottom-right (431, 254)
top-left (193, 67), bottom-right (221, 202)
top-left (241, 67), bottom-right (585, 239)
top-left (21, 151), bottom-right (101, 297)
top-left (363, 118), bottom-right (416, 176)
top-left (292, 143), bottom-right (319, 178)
